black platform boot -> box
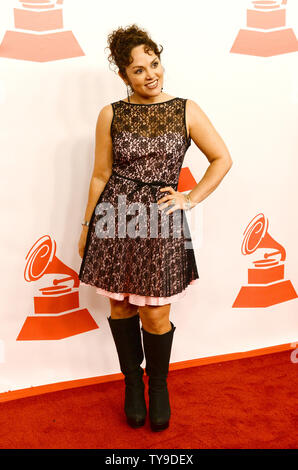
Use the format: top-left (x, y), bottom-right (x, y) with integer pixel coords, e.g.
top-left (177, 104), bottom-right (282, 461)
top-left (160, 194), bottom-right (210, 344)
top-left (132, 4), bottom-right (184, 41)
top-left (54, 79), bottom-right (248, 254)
top-left (107, 314), bottom-right (147, 428)
top-left (141, 322), bottom-right (176, 432)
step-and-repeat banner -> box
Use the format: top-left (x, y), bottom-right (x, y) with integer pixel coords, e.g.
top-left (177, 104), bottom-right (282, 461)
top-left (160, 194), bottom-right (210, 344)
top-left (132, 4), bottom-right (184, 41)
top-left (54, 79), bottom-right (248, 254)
top-left (0, 0), bottom-right (297, 393)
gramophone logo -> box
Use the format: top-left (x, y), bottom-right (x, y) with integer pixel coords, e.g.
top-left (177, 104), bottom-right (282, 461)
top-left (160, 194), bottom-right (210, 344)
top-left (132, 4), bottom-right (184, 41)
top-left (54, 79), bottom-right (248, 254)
top-left (0, 0), bottom-right (84, 62)
top-left (230, 0), bottom-right (298, 56)
top-left (17, 235), bottom-right (99, 340)
top-left (233, 213), bottom-right (297, 308)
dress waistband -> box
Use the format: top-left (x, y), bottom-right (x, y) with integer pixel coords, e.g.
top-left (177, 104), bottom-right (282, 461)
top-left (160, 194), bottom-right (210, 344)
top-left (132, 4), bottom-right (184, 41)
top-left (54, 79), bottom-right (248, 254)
top-left (111, 170), bottom-right (176, 198)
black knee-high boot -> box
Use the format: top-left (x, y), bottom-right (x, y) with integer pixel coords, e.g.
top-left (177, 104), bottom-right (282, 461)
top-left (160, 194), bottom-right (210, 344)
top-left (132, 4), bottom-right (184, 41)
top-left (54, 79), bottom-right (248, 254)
top-left (107, 314), bottom-right (147, 428)
top-left (141, 322), bottom-right (176, 432)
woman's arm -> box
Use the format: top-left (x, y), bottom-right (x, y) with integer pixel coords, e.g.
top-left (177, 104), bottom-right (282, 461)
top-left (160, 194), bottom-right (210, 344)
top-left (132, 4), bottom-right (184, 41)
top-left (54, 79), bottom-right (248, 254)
top-left (186, 99), bottom-right (233, 205)
top-left (81, 104), bottom-right (114, 228)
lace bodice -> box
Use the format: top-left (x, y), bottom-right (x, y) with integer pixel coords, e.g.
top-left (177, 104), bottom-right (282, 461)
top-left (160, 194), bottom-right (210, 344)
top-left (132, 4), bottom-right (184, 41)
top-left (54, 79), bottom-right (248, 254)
top-left (110, 97), bottom-right (191, 189)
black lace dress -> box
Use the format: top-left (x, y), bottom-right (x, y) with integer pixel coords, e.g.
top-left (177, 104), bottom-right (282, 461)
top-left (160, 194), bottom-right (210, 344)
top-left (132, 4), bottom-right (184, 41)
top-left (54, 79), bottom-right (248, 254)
top-left (79, 97), bottom-right (199, 306)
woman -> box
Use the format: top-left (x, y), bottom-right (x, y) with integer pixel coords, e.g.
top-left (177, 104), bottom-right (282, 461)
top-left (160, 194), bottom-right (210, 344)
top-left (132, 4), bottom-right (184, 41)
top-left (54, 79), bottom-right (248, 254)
top-left (78, 24), bottom-right (232, 432)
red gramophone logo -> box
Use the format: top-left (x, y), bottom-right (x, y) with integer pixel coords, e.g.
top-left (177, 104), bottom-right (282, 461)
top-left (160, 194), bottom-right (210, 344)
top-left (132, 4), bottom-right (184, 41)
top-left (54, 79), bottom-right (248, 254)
top-left (17, 235), bottom-right (98, 340)
top-left (233, 213), bottom-right (297, 308)
top-left (230, 0), bottom-right (297, 56)
top-left (0, 0), bottom-right (84, 62)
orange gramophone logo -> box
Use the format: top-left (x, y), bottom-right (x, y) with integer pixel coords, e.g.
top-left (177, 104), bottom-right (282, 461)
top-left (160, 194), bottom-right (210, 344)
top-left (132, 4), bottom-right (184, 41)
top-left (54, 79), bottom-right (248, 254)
top-left (17, 235), bottom-right (98, 341)
top-left (0, 0), bottom-right (84, 62)
top-left (230, 0), bottom-right (297, 56)
top-left (233, 213), bottom-right (297, 308)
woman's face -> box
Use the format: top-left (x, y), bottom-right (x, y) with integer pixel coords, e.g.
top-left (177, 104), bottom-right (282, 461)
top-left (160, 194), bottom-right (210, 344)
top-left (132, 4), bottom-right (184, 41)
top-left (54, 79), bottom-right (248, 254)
top-left (120, 44), bottom-right (164, 100)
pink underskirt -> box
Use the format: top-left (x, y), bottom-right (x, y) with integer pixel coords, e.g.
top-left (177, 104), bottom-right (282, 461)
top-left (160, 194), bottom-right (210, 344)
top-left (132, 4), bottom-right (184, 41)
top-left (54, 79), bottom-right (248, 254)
top-left (80, 279), bottom-right (200, 306)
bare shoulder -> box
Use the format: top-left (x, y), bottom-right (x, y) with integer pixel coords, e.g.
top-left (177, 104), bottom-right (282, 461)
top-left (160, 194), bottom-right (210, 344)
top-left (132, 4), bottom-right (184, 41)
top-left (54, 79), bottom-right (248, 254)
top-left (95, 104), bottom-right (113, 135)
top-left (97, 104), bottom-right (113, 123)
top-left (185, 98), bottom-right (219, 137)
top-left (184, 99), bottom-right (206, 140)
top-left (186, 99), bottom-right (209, 126)
top-left (185, 99), bottom-right (232, 164)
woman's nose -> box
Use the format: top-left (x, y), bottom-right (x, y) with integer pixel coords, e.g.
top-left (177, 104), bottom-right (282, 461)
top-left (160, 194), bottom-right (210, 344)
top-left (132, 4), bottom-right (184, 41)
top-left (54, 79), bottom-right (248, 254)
top-left (146, 71), bottom-right (156, 80)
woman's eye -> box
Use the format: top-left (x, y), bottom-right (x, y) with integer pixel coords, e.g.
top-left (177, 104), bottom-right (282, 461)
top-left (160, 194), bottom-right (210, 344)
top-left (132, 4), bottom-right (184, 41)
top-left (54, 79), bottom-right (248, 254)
top-left (135, 62), bottom-right (159, 74)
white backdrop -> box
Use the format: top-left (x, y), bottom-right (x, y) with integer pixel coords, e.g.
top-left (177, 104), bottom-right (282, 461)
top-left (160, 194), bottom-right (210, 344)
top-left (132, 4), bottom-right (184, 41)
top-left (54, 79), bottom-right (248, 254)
top-left (0, 0), bottom-right (297, 394)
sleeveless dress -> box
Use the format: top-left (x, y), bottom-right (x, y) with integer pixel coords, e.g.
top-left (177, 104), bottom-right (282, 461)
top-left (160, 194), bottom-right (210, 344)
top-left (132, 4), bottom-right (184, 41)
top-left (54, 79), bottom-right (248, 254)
top-left (78, 97), bottom-right (199, 306)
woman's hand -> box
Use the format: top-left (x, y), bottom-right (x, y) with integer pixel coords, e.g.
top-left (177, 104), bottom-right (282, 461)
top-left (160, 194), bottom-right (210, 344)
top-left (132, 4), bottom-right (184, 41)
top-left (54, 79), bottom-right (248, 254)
top-left (157, 187), bottom-right (197, 215)
top-left (78, 226), bottom-right (89, 259)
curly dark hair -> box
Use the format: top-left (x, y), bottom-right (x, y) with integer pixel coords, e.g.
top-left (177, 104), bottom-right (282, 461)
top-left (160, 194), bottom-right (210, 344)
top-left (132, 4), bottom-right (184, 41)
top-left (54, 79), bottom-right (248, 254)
top-left (106, 24), bottom-right (163, 81)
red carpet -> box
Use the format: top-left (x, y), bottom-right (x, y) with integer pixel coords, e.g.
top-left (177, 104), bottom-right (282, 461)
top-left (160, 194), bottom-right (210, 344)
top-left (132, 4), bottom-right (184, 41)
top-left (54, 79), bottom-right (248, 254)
top-left (0, 350), bottom-right (297, 449)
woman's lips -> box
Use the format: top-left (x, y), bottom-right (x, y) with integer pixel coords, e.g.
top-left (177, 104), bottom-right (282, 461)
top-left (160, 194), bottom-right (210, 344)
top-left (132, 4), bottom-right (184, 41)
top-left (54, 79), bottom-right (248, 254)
top-left (145, 79), bottom-right (158, 89)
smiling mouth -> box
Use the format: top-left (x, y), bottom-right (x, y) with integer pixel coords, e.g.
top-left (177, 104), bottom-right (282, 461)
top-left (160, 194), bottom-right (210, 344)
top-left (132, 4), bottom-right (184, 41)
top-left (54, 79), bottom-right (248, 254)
top-left (145, 79), bottom-right (158, 88)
